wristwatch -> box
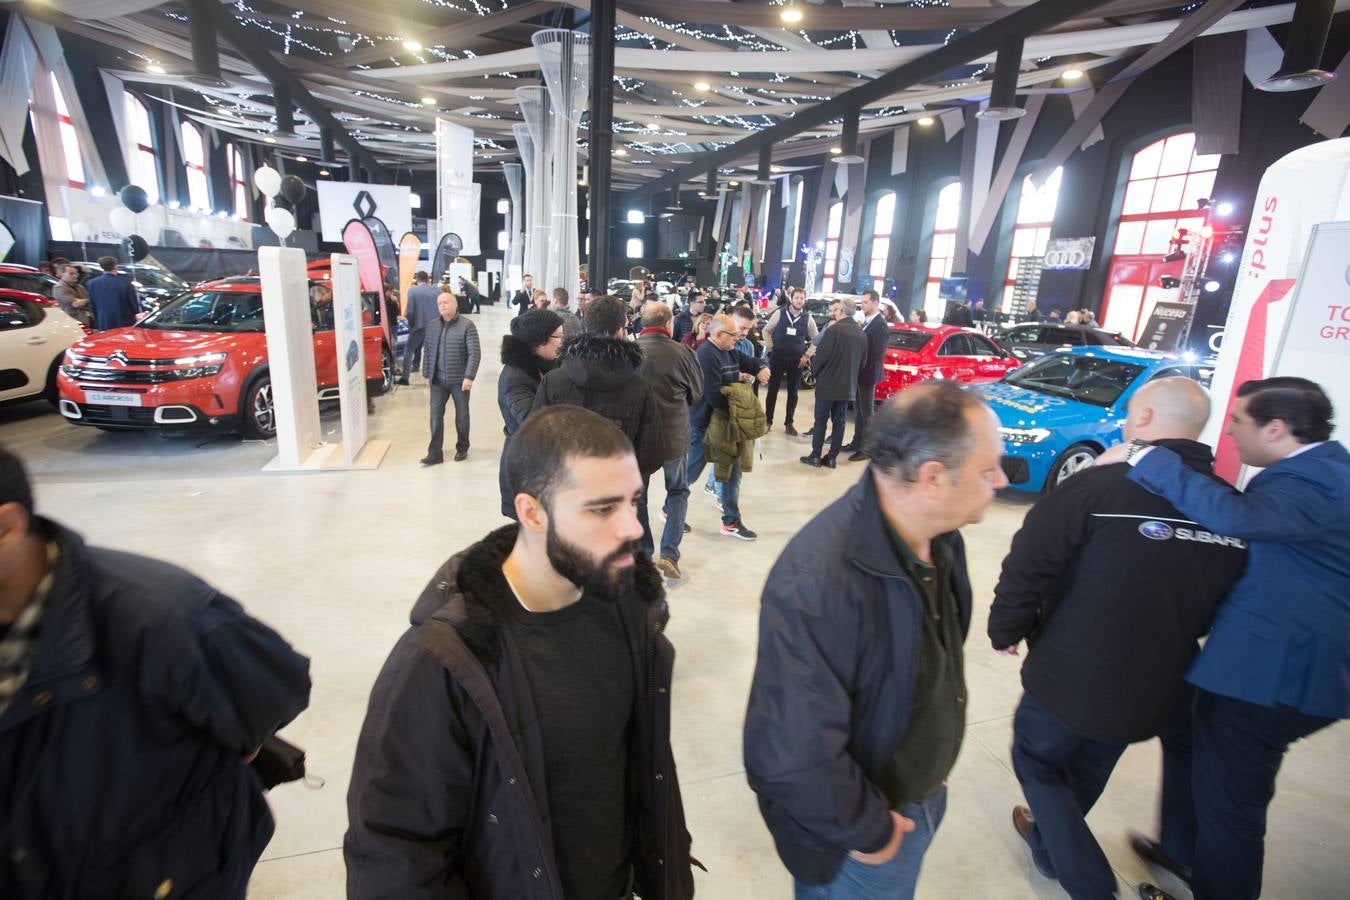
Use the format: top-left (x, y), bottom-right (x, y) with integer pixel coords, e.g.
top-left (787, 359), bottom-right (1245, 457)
top-left (1125, 439), bottom-right (1153, 465)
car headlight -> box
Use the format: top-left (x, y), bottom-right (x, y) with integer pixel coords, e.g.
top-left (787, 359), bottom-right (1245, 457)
top-left (172, 352), bottom-right (227, 366)
top-left (168, 352), bottom-right (226, 379)
top-left (1000, 427), bottom-right (1051, 445)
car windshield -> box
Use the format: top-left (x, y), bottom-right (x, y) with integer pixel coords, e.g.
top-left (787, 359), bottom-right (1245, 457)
top-left (127, 267), bottom-right (188, 291)
top-left (1005, 353), bottom-right (1145, 406)
top-left (140, 289), bottom-right (265, 332)
top-left (0, 273), bottom-right (57, 297)
top-left (887, 330), bottom-right (933, 352)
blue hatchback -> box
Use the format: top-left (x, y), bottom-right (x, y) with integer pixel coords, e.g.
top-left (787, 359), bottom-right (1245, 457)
top-left (970, 346), bottom-right (1214, 493)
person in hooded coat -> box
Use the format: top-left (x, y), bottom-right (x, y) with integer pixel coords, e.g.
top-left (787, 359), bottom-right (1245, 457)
top-left (497, 309), bottom-right (564, 519)
top-left (533, 295), bottom-right (664, 479)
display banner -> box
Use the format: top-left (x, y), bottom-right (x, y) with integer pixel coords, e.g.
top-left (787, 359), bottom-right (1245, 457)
top-left (397, 232), bottom-right (421, 314)
top-left (437, 118), bottom-right (481, 255)
top-left (430, 232), bottom-right (463, 285)
top-left (362, 216), bottom-right (398, 279)
top-left (317, 180), bottom-right (411, 242)
top-left (342, 219), bottom-right (391, 350)
top-left (1202, 138), bottom-right (1350, 458)
top-left (1136, 300), bottom-right (1193, 352)
top-left (330, 253), bottom-right (369, 466)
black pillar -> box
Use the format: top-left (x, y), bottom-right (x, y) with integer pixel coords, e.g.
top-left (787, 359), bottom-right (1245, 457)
top-left (587, 0), bottom-right (616, 291)
top-left (320, 127), bottom-right (335, 165)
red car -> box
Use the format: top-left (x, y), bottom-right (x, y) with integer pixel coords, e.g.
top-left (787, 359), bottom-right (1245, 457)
top-left (57, 276), bottom-right (394, 438)
top-left (875, 324), bottom-right (1020, 401)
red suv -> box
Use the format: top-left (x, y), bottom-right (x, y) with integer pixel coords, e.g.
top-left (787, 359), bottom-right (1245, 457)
top-left (56, 276), bottom-right (393, 438)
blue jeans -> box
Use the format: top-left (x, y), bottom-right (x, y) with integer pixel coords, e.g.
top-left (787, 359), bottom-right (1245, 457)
top-left (1011, 694), bottom-right (1126, 899)
top-left (642, 456), bottom-right (690, 562)
top-left (686, 423), bottom-right (739, 526)
top-left (794, 786), bottom-right (947, 900)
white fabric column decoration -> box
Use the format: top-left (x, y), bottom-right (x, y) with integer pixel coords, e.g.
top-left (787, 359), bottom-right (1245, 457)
top-left (0, 17), bottom-right (38, 176)
top-left (532, 29), bottom-right (591, 299)
top-left (516, 86), bottom-right (553, 292)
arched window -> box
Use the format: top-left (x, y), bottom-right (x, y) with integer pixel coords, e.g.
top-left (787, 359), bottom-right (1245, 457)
top-left (124, 94), bottom-right (159, 203)
top-left (1002, 166), bottom-right (1063, 310)
top-left (784, 177), bottom-right (805, 263)
top-left (226, 143), bottom-right (249, 220)
top-left (179, 121), bottom-right (209, 212)
top-left (50, 74), bottom-right (85, 190)
top-left (820, 201), bottom-right (844, 293)
top-left (923, 182), bottom-right (961, 320)
top-left (1101, 132), bottom-right (1220, 339)
top-left (865, 192), bottom-right (896, 294)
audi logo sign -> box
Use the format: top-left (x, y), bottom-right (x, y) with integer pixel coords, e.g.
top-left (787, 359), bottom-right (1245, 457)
top-left (1041, 237), bottom-right (1096, 271)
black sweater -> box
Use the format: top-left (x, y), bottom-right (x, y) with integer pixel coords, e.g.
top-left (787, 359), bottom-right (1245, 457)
top-left (988, 440), bottom-right (1248, 743)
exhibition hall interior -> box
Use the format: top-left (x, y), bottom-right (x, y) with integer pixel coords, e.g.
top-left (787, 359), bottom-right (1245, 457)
top-left (2, 1), bottom-right (1349, 899)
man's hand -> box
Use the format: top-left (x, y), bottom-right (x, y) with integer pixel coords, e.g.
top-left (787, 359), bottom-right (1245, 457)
top-left (849, 811), bottom-right (915, 866)
top-left (462, 378), bottom-right (474, 392)
top-left (739, 372), bottom-right (754, 383)
top-left (756, 368), bottom-right (770, 385)
top-left (799, 355), bottom-right (809, 369)
top-left (995, 643), bottom-right (1020, 656)
top-left (1094, 442), bottom-right (1130, 467)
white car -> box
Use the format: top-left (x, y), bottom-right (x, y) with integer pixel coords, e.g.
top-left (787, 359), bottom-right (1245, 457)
top-left (0, 289), bottom-right (87, 407)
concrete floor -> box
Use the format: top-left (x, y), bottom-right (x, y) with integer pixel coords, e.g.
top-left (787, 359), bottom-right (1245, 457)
top-left (3, 302), bottom-right (1346, 900)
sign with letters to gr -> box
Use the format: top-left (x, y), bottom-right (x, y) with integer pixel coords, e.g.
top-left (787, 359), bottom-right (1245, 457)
top-left (1041, 237), bottom-right (1096, 270)
top-left (1138, 301), bottom-right (1194, 352)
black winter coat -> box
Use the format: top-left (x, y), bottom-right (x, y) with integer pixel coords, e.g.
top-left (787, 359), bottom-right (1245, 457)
top-left (497, 335), bottom-right (554, 438)
top-left (811, 318), bottom-right (866, 403)
top-left (0, 521), bottom-right (311, 900)
top-left (345, 526), bottom-right (696, 900)
top-left (534, 335), bottom-right (665, 476)
top-left (859, 315), bottom-right (890, 383)
top-left (744, 472), bottom-right (972, 885)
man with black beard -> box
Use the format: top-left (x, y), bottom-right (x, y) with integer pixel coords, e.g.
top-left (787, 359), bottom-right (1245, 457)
top-left (346, 406), bottom-right (695, 900)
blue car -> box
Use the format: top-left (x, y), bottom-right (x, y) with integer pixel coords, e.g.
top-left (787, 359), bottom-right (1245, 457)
top-left (970, 346), bottom-right (1214, 493)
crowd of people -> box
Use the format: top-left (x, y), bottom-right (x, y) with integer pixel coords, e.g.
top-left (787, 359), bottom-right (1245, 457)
top-left (1, 272), bottom-right (1346, 900)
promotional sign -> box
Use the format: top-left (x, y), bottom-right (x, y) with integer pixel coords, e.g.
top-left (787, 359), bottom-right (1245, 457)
top-left (1136, 301), bottom-right (1193, 352)
top-left (330, 253), bottom-right (369, 466)
top-left (342, 219), bottom-right (392, 351)
top-left (437, 118), bottom-right (481, 255)
top-left (256, 247), bottom-right (321, 470)
top-left (317, 180), bottom-right (411, 242)
top-left (1203, 138), bottom-right (1350, 458)
top-left (397, 232), bottom-right (421, 314)
top-left (362, 216), bottom-right (398, 277)
top-left (430, 231), bottom-right (464, 285)
top-left (1042, 236), bottom-right (1096, 270)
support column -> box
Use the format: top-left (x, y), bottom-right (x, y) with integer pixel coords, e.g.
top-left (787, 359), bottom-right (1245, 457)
top-left (587, 0), bottom-right (616, 293)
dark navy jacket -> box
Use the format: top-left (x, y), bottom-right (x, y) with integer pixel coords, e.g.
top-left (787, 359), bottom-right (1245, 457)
top-left (744, 471), bottom-right (971, 885)
top-left (0, 521), bottom-right (311, 899)
top-left (86, 272), bottom-right (140, 330)
top-left (859, 314), bottom-right (889, 384)
top-left (1130, 440), bottom-right (1350, 719)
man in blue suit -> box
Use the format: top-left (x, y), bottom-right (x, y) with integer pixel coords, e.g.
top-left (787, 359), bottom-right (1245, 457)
top-left (1099, 376), bottom-right (1348, 900)
top-left (85, 256), bottom-right (141, 331)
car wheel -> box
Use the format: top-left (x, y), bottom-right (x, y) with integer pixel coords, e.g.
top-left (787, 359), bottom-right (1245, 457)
top-left (1046, 443), bottom-right (1099, 491)
top-left (800, 365), bottom-right (816, 390)
top-left (43, 357), bottom-right (62, 407)
top-left (369, 347), bottom-right (394, 396)
top-left (240, 373), bottom-right (276, 440)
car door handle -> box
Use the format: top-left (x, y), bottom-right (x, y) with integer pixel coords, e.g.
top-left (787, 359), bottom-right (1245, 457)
top-left (25, 336), bottom-right (47, 345)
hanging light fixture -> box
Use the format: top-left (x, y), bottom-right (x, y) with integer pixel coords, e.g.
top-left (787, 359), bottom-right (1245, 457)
top-left (664, 186), bottom-right (683, 212)
top-left (273, 81), bottom-right (295, 137)
top-left (752, 145), bottom-right (773, 185)
top-left (1259, 0), bottom-right (1337, 91)
top-left (780, 3), bottom-right (803, 25)
top-left (835, 107), bottom-right (865, 164)
top-left (977, 36), bottom-right (1027, 120)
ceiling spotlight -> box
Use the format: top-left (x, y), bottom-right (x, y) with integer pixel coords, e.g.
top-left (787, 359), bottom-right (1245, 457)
top-left (421, 96), bottom-right (436, 106)
top-left (295, 156), bottom-right (308, 163)
top-left (770, 165), bottom-right (783, 173)
top-left (1258, 0), bottom-right (1337, 92)
top-left (216, 106), bottom-right (234, 116)
top-left (1204, 280), bottom-right (1222, 293)
top-left (1215, 201), bottom-right (1234, 217)
top-left (729, 180), bottom-right (739, 186)
top-left (402, 39), bottom-right (423, 53)
top-left (780, 5), bottom-right (803, 24)
top-left (1062, 68), bottom-right (1084, 81)
top-left (319, 168), bottom-right (330, 176)
top-left (694, 81), bottom-right (711, 92)
top-left (917, 115), bottom-right (935, 126)
top-left (613, 146), bottom-right (628, 157)
top-left (264, 136), bottom-right (277, 144)
top-left (646, 121), bottom-right (660, 131)
top-left (146, 63), bottom-right (166, 75)
top-left (829, 147), bottom-right (842, 155)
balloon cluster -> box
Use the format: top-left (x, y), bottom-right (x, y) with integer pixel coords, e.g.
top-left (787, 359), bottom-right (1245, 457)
top-left (254, 166), bottom-right (307, 241)
top-left (104, 184), bottom-right (152, 259)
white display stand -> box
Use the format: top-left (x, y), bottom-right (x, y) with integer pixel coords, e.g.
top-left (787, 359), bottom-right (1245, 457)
top-left (258, 246), bottom-right (390, 473)
top-left (331, 253), bottom-right (376, 466)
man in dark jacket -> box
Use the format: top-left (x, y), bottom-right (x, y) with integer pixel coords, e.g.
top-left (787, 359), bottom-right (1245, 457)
top-left (844, 290), bottom-right (890, 461)
top-left (510, 273), bottom-right (535, 317)
top-left (85, 256), bottom-right (140, 330)
top-left (942, 299), bottom-right (974, 328)
top-left (0, 446), bottom-right (310, 899)
top-left (534, 295), bottom-right (664, 478)
top-left (399, 270), bottom-right (440, 384)
top-left (745, 382), bottom-right (1007, 898)
top-left (801, 298), bottom-right (865, 468)
top-left (497, 309), bottom-right (563, 519)
top-left (672, 292), bottom-right (705, 344)
top-left (688, 313), bottom-right (768, 541)
top-left (422, 293), bottom-right (481, 465)
top-left (636, 301), bottom-right (704, 580)
top-left (762, 287), bottom-right (818, 435)
top-left (345, 406), bottom-right (695, 900)
top-left (988, 378), bottom-right (1247, 900)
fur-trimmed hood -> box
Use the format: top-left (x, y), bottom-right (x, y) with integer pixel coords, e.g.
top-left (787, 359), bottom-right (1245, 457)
top-left (500, 334), bottom-right (555, 378)
top-left (410, 524), bottom-right (667, 665)
top-left (557, 334), bottom-right (645, 392)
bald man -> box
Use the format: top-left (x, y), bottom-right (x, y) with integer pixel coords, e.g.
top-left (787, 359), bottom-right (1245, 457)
top-left (988, 378), bottom-right (1248, 899)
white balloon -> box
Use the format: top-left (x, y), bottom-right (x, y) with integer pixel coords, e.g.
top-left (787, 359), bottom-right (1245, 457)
top-left (109, 207), bottom-right (136, 236)
top-left (71, 222), bottom-right (91, 242)
top-left (253, 166), bottom-right (282, 198)
top-left (265, 206), bottom-right (296, 240)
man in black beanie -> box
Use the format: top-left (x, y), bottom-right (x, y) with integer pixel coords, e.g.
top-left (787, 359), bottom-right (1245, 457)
top-left (497, 310), bottom-right (565, 518)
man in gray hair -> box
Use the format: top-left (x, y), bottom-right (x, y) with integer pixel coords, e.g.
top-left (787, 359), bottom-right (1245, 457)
top-left (745, 381), bottom-right (1007, 899)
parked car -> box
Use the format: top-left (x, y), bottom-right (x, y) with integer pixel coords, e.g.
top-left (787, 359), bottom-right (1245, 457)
top-left (971, 346), bottom-right (1213, 493)
top-left (0, 263), bottom-right (59, 299)
top-left (994, 322), bottom-right (1135, 363)
top-left (67, 261), bottom-right (189, 315)
top-left (57, 276), bottom-right (394, 438)
top-left (0, 289), bottom-right (87, 408)
top-left (876, 325), bottom-right (1020, 402)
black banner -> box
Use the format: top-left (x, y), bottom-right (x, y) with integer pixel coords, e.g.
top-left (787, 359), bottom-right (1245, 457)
top-left (1138, 301), bottom-right (1194, 352)
top-left (429, 232), bottom-right (463, 285)
top-left (361, 216), bottom-right (398, 279)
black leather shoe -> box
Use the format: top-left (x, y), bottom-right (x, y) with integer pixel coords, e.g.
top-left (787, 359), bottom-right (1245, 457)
top-left (848, 450), bottom-right (868, 462)
top-left (420, 455), bottom-right (444, 466)
top-left (799, 455), bottom-right (822, 467)
top-left (823, 456), bottom-right (837, 469)
top-left (395, 378), bottom-right (410, 386)
top-left (454, 449), bottom-right (468, 462)
top-left (1130, 833), bottom-right (1192, 886)
top-left (784, 424), bottom-right (798, 436)
top-left (840, 442), bottom-right (859, 453)
top-left (1138, 885), bottom-right (1177, 900)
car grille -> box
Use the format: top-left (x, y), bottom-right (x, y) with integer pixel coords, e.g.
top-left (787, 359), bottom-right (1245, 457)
top-left (65, 365), bottom-right (167, 384)
top-left (63, 352), bottom-right (221, 384)
top-left (76, 405), bottom-right (160, 426)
